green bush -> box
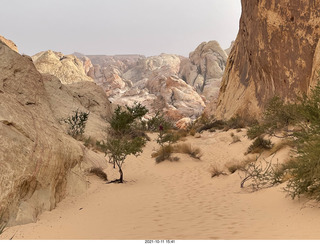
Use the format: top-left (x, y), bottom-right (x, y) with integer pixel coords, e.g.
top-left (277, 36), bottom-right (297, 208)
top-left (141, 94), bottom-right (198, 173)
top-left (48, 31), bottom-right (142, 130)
top-left (64, 109), bottom-right (89, 138)
top-left (147, 111), bottom-right (173, 132)
top-left (104, 103), bottom-right (148, 183)
top-left (246, 137), bottom-right (273, 154)
top-left (246, 80), bottom-right (320, 200)
top-left (247, 123), bottom-right (266, 140)
top-left (247, 96), bottom-right (298, 139)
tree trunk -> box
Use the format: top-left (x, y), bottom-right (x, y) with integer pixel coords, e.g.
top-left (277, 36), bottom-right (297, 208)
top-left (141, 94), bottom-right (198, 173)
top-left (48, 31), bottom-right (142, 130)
top-left (119, 167), bottom-right (123, 183)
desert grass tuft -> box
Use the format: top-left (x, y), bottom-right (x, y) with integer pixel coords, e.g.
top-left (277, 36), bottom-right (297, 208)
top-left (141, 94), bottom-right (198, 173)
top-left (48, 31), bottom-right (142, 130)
top-left (246, 137), bottom-right (273, 154)
top-left (230, 132), bottom-right (241, 144)
top-left (267, 139), bottom-right (295, 156)
top-left (89, 167), bottom-right (108, 181)
top-left (209, 165), bottom-right (227, 178)
top-left (225, 156), bottom-right (258, 174)
top-left (173, 143), bottom-right (203, 159)
top-left (152, 143), bottom-right (203, 163)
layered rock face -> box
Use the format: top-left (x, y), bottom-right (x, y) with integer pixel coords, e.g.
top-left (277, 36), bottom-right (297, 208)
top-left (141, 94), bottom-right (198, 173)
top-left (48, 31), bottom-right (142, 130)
top-left (0, 40), bottom-right (111, 226)
top-left (214, 0), bottom-right (320, 119)
top-left (32, 50), bottom-right (93, 84)
top-left (179, 41), bottom-right (228, 102)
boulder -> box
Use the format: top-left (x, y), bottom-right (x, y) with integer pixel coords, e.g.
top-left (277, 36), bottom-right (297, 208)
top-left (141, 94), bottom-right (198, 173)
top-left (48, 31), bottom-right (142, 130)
top-left (179, 41), bottom-right (228, 101)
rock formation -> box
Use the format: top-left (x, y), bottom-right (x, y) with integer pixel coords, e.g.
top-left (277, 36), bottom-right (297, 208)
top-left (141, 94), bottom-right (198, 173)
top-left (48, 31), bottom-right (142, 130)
top-left (32, 50), bottom-right (93, 84)
top-left (0, 40), bottom-right (111, 226)
top-left (214, 0), bottom-right (320, 119)
top-left (78, 45), bottom-right (228, 122)
top-left (79, 52), bottom-right (206, 121)
top-left (0, 35), bottom-right (18, 53)
top-left (179, 41), bottom-right (228, 102)
top-left (224, 41), bottom-right (234, 56)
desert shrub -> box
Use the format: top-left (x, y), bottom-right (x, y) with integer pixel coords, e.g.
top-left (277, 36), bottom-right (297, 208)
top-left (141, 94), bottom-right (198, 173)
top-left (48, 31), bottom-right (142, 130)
top-left (242, 80), bottom-right (320, 200)
top-left (247, 123), bottom-right (266, 140)
top-left (64, 109), bottom-right (89, 138)
top-left (103, 103), bottom-right (148, 183)
top-left (147, 111), bottom-right (173, 131)
top-left (226, 160), bottom-right (249, 174)
top-left (209, 165), bottom-right (227, 178)
top-left (154, 117), bottom-right (179, 163)
top-left (196, 120), bottom-right (226, 133)
top-left (246, 137), bottom-right (273, 154)
top-left (267, 140), bottom-right (295, 156)
top-left (225, 115), bottom-right (246, 130)
top-left (89, 167), bottom-right (108, 181)
top-left (240, 157), bottom-right (281, 191)
top-left (173, 143), bottom-right (203, 159)
top-left (173, 130), bottom-right (189, 141)
top-left (153, 144), bottom-right (174, 163)
top-left (285, 141), bottom-right (320, 200)
top-left (152, 143), bottom-right (203, 163)
top-left (230, 132), bottom-right (241, 144)
top-left (283, 82), bottom-right (320, 200)
top-left (187, 113), bottom-right (224, 133)
top-left (247, 96), bottom-right (299, 139)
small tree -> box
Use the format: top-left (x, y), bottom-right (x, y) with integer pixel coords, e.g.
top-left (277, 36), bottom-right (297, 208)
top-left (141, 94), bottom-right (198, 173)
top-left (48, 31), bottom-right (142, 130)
top-left (155, 117), bottom-right (178, 163)
top-left (64, 109), bottom-right (89, 138)
top-left (104, 103), bottom-right (148, 183)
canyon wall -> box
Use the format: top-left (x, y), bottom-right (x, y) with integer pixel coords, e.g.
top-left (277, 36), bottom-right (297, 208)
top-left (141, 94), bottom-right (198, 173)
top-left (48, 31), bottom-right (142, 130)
top-left (214, 0), bottom-right (320, 119)
top-left (0, 39), bottom-right (111, 226)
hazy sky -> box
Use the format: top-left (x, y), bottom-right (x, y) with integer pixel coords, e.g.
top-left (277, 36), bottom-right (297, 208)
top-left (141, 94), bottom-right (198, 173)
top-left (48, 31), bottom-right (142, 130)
top-left (1, 0), bottom-right (241, 57)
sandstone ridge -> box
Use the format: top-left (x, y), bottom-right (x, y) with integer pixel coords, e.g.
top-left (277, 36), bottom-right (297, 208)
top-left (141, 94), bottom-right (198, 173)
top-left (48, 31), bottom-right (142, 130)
top-left (0, 40), bottom-right (111, 226)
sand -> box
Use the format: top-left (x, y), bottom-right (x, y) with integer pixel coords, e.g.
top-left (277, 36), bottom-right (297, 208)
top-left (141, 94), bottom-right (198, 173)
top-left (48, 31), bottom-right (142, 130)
top-left (2, 129), bottom-right (320, 240)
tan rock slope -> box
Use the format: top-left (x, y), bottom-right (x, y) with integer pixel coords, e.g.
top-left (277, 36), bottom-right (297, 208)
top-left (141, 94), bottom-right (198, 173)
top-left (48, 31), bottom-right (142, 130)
top-left (0, 39), bottom-right (111, 226)
top-left (214, 0), bottom-right (320, 119)
top-left (32, 50), bottom-right (93, 84)
top-left (0, 35), bottom-right (18, 53)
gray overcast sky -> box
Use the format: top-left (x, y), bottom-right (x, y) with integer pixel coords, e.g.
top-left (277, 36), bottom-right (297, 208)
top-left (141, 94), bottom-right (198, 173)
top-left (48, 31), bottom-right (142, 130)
top-left (1, 0), bottom-right (241, 57)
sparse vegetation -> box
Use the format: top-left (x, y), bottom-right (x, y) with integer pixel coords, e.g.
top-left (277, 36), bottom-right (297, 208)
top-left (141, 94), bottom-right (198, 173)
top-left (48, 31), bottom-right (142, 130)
top-left (209, 165), bottom-right (227, 178)
top-left (246, 96), bottom-right (298, 140)
top-left (230, 132), bottom-right (241, 144)
top-left (64, 109), bottom-right (89, 139)
top-left (173, 143), bottom-right (203, 159)
top-left (89, 167), bottom-right (108, 181)
top-left (225, 158), bottom-right (254, 174)
top-left (103, 103), bottom-right (148, 183)
top-left (240, 156), bottom-right (281, 191)
top-left (246, 137), bottom-right (273, 154)
top-left (147, 111), bottom-right (172, 132)
top-left (152, 142), bottom-right (203, 163)
top-left (154, 116), bottom-right (178, 163)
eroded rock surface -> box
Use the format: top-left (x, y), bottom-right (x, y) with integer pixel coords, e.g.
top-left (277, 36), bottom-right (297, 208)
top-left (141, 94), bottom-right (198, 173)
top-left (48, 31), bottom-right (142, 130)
top-left (214, 0), bottom-right (320, 119)
top-left (78, 43), bottom-right (227, 121)
top-left (32, 50), bottom-right (93, 84)
top-left (179, 41), bottom-right (228, 102)
top-left (0, 41), bottom-right (111, 226)
top-left (0, 35), bottom-right (18, 53)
